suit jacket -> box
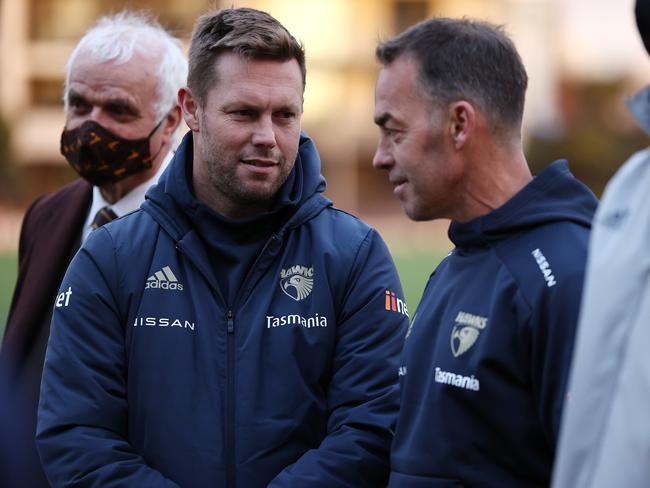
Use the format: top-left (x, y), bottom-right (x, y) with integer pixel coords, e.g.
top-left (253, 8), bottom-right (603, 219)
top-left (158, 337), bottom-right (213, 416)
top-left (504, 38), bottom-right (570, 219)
top-left (0, 179), bottom-right (90, 488)
top-left (3, 179), bottom-right (92, 368)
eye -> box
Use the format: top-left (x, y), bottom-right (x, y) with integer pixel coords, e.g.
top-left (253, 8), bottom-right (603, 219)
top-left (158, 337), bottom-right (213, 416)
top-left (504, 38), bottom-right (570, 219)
top-left (232, 109), bottom-right (255, 118)
top-left (68, 97), bottom-right (90, 114)
top-left (382, 126), bottom-right (401, 140)
top-left (108, 105), bottom-right (128, 116)
top-left (275, 111), bottom-right (295, 120)
top-left (105, 101), bottom-right (139, 120)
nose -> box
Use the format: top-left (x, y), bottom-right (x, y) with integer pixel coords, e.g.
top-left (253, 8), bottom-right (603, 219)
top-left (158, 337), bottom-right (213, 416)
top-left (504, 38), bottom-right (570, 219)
top-left (66, 106), bottom-right (106, 131)
top-left (251, 115), bottom-right (277, 148)
top-left (372, 140), bottom-right (394, 170)
top-left (85, 106), bottom-right (110, 127)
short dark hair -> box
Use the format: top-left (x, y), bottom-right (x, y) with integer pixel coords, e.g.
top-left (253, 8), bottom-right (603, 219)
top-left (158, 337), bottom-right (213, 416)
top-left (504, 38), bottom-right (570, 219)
top-left (188, 7), bottom-right (306, 106)
top-left (376, 17), bottom-right (528, 134)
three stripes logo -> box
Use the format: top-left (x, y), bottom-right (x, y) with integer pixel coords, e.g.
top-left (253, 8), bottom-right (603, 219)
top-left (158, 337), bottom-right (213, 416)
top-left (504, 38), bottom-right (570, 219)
top-left (385, 290), bottom-right (409, 317)
top-left (145, 265), bottom-right (184, 291)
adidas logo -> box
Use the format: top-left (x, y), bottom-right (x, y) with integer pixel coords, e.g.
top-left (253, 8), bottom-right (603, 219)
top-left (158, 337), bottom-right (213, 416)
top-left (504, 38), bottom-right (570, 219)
top-left (146, 266), bottom-right (184, 291)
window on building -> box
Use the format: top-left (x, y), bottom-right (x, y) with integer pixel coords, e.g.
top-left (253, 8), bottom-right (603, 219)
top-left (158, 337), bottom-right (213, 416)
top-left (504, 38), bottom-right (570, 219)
top-left (29, 0), bottom-right (100, 40)
top-left (29, 0), bottom-right (207, 40)
top-left (393, 0), bottom-right (430, 34)
top-left (30, 79), bottom-right (65, 107)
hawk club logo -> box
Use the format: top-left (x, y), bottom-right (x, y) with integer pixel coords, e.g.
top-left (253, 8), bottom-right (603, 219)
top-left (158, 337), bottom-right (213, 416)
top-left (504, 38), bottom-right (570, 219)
top-left (451, 311), bottom-right (488, 357)
top-left (280, 265), bottom-right (314, 301)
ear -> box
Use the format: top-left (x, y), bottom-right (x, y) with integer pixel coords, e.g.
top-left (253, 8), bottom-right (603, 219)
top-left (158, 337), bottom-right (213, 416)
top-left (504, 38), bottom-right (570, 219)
top-left (448, 101), bottom-right (475, 150)
top-left (178, 87), bottom-right (200, 132)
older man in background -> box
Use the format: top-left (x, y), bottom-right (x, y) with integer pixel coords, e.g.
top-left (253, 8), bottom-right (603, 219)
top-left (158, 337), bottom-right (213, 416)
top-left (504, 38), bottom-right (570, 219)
top-left (1, 11), bottom-right (185, 486)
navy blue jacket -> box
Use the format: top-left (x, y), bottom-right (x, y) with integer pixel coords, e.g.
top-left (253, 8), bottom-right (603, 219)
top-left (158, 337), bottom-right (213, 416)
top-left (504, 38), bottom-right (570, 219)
top-left (37, 133), bottom-right (408, 487)
top-left (389, 161), bottom-right (597, 487)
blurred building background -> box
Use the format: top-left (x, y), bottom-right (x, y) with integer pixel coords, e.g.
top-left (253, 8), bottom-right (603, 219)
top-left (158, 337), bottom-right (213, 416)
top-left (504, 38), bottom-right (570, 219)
top-left (0, 0), bottom-right (648, 252)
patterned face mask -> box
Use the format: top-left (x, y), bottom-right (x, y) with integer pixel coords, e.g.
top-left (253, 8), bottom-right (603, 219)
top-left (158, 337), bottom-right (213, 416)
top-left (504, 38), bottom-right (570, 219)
top-left (60, 119), bottom-right (163, 187)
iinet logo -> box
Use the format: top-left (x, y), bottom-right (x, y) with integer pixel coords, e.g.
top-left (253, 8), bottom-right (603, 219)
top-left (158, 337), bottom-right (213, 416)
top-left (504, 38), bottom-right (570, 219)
top-left (385, 290), bottom-right (409, 317)
top-left (145, 266), bottom-right (184, 291)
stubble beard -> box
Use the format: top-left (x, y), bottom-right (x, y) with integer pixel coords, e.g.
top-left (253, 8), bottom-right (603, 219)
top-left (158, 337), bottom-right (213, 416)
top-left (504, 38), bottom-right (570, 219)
top-left (203, 141), bottom-right (294, 210)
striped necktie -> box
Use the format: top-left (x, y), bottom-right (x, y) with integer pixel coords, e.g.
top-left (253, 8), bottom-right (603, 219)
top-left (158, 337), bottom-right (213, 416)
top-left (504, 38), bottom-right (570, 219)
top-left (90, 206), bottom-right (118, 230)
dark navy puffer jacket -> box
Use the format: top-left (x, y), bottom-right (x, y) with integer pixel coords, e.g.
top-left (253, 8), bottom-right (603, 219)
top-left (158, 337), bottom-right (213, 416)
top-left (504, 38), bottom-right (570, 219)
top-left (37, 132), bottom-right (408, 487)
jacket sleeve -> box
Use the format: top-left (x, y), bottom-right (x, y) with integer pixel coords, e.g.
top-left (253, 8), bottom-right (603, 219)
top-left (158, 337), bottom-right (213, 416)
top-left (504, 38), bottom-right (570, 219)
top-left (552, 148), bottom-right (650, 488)
top-left (528, 242), bottom-right (589, 448)
top-left (269, 229), bottom-right (408, 487)
top-left (36, 228), bottom-right (179, 487)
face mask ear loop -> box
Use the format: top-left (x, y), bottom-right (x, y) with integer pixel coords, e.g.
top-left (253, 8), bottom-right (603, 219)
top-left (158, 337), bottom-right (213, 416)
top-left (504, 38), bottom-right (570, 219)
top-left (147, 116), bottom-right (166, 139)
top-left (146, 115), bottom-right (169, 163)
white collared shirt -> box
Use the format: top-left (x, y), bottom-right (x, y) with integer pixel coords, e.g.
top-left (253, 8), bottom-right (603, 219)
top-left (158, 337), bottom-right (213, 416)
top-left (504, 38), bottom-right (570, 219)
top-left (82, 150), bottom-right (173, 243)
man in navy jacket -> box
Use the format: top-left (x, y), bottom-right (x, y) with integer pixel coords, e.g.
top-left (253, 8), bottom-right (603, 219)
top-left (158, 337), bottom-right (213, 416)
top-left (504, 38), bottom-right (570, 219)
top-left (372, 17), bottom-right (597, 487)
top-left (36, 8), bottom-right (408, 487)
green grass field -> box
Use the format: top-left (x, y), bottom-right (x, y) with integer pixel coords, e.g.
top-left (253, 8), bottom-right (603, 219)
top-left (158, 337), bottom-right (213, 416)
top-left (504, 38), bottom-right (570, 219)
top-left (392, 250), bottom-right (442, 314)
top-left (0, 250), bottom-right (444, 342)
top-left (0, 252), bottom-right (17, 337)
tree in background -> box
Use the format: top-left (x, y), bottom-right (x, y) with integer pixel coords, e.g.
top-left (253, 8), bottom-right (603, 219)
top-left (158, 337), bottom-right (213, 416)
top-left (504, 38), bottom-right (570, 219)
top-left (0, 115), bottom-right (21, 204)
top-left (526, 79), bottom-right (648, 197)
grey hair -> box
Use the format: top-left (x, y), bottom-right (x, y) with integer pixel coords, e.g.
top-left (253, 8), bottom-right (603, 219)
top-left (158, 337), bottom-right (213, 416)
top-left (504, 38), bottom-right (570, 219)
top-left (64, 11), bottom-right (187, 121)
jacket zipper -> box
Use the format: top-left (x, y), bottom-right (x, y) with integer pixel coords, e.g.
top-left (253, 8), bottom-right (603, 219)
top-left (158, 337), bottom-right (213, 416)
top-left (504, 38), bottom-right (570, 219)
top-left (225, 235), bottom-right (280, 488)
top-left (226, 309), bottom-right (235, 488)
top-left (176, 235), bottom-right (283, 487)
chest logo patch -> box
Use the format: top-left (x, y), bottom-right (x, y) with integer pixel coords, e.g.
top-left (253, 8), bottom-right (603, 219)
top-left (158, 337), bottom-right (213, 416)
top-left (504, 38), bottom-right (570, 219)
top-left (280, 265), bottom-right (314, 301)
top-left (451, 311), bottom-right (488, 357)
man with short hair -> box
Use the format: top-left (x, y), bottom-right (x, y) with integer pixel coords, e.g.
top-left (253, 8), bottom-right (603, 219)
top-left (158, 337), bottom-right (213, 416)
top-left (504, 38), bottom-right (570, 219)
top-left (37, 8), bottom-right (407, 487)
top-left (1, 11), bottom-right (185, 486)
top-left (372, 18), bottom-right (597, 486)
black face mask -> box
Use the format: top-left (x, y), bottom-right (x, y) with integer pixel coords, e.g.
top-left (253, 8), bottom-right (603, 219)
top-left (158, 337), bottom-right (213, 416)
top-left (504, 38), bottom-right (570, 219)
top-left (60, 119), bottom-right (163, 187)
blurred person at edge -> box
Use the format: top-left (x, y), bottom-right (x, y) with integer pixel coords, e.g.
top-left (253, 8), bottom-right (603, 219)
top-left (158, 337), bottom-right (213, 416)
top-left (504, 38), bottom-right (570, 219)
top-left (0, 10), bottom-right (185, 487)
top-left (35, 7), bottom-right (407, 487)
top-left (553, 1), bottom-right (650, 486)
top-left (372, 17), bottom-right (598, 487)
